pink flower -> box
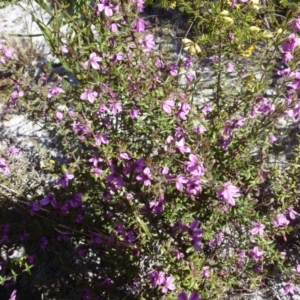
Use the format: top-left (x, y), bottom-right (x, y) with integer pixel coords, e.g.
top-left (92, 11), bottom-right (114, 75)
top-left (136, 167), bottom-right (152, 186)
top-left (249, 246), bottom-right (265, 262)
top-left (282, 33), bottom-right (300, 53)
top-left (80, 88), bottom-right (98, 103)
top-left (226, 62), bottom-right (235, 73)
top-left (108, 22), bottom-right (121, 33)
top-left (251, 222), bottom-right (265, 236)
top-left (162, 100), bottom-right (175, 114)
top-left (148, 270), bottom-right (165, 288)
top-left (186, 154), bottom-right (205, 176)
top-left (61, 45), bottom-right (69, 54)
top-left (139, 34), bottom-right (155, 52)
top-left (273, 213), bottom-right (290, 227)
top-left (175, 138), bottom-right (191, 154)
top-left (286, 206), bottom-right (298, 219)
top-left (296, 264), bottom-right (300, 274)
top-left (200, 266), bottom-right (210, 278)
top-left (284, 283), bottom-right (294, 295)
top-left (217, 181), bottom-right (240, 206)
top-left (291, 15), bottom-right (300, 31)
top-left (97, 0), bottom-right (116, 17)
top-left (161, 275), bottom-right (176, 293)
top-left (84, 52), bottom-right (102, 69)
top-left (133, 18), bottom-right (146, 32)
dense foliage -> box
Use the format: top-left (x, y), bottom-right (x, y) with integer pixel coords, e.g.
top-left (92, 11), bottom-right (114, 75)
top-left (1, 0), bottom-right (300, 299)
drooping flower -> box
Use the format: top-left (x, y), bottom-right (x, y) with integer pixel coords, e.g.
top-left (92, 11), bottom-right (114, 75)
top-left (217, 181), bottom-right (240, 206)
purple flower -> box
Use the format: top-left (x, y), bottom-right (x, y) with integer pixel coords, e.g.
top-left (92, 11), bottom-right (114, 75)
top-left (226, 62), bottom-right (235, 73)
top-left (291, 15), bottom-right (300, 31)
top-left (9, 290), bottom-right (17, 300)
top-left (286, 206), bottom-right (298, 219)
top-left (6, 145), bottom-right (19, 156)
top-left (80, 88), bottom-right (98, 103)
top-left (56, 172), bottom-right (74, 188)
top-left (217, 181), bottom-right (240, 206)
top-left (139, 34), bottom-right (155, 52)
top-left (0, 158), bottom-right (10, 175)
top-left (130, 106), bottom-right (140, 119)
top-left (186, 154), bottom-right (205, 176)
top-left (251, 222), bottom-right (265, 236)
top-left (188, 220), bottom-right (203, 251)
top-left (40, 193), bottom-right (57, 207)
top-left (178, 291), bottom-right (200, 300)
top-left (148, 270), bottom-right (165, 288)
top-left (175, 138), bottom-right (191, 154)
top-left (186, 177), bottom-right (202, 196)
top-left (131, 0), bottom-right (144, 12)
top-left (200, 266), bottom-right (210, 278)
top-left (136, 167), bottom-right (152, 186)
top-left (40, 237), bottom-right (49, 249)
top-left (29, 201), bottom-right (40, 216)
top-left (108, 22), bottom-right (121, 33)
top-left (296, 264), bottom-right (300, 274)
top-left (162, 100), bottom-right (175, 114)
top-left (174, 174), bottom-right (188, 191)
top-left (133, 18), bottom-right (146, 32)
top-left (61, 45), bottom-right (69, 54)
top-left (95, 132), bottom-right (109, 146)
top-left (96, 0), bottom-right (116, 17)
top-left (274, 213), bottom-right (290, 227)
top-left (47, 85), bottom-right (65, 98)
top-left (284, 283), bottom-right (294, 295)
top-left (84, 52), bottom-right (102, 69)
top-left (282, 33), bottom-right (300, 53)
top-left (249, 246), bottom-right (265, 262)
top-left (161, 275), bottom-right (176, 293)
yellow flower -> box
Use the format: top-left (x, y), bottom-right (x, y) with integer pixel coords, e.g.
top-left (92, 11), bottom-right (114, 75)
top-left (261, 30), bottom-right (273, 39)
top-left (249, 26), bottom-right (260, 33)
top-left (182, 38), bottom-right (202, 55)
top-left (220, 10), bottom-right (230, 15)
top-left (221, 16), bottom-right (234, 25)
top-left (170, 1), bottom-right (176, 9)
top-left (239, 42), bottom-right (257, 57)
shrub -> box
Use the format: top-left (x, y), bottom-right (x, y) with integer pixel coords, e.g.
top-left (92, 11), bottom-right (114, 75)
top-left (1, 0), bottom-right (300, 299)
